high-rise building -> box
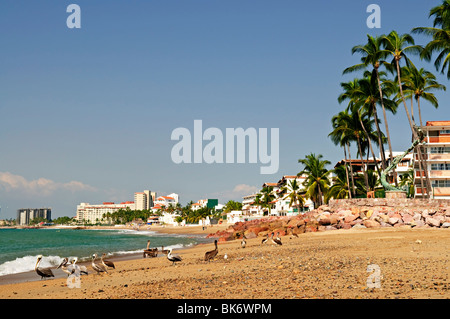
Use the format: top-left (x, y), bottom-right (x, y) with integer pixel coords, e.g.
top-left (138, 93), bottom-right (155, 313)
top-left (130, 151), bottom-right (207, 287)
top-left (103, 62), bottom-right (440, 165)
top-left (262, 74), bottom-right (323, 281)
top-left (16, 208), bottom-right (52, 226)
top-left (134, 190), bottom-right (155, 210)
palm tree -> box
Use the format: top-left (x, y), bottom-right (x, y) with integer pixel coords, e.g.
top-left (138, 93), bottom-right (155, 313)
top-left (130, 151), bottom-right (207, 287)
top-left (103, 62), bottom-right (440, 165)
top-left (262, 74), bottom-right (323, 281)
top-left (281, 179), bottom-right (305, 213)
top-left (329, 110), bottom-right (356, 198)
top-left (382, 30), bottom-right (432, 198)
top-left (412, 0), bottom-right (450, 78)
top-left (297, 153), bottom-right (331, 208)
top-left (258, 186), bottom-right (276, 215)
top-left (343, 34), bottom-right (397, 170)
top-left (401, 65), bottom-right (446, 128)
top-left (399, 169), bottom-right (415, 197)
top-left (325, 165), bottom-right (350, 201)
top-left (338, 79), bottom-right (386, 179)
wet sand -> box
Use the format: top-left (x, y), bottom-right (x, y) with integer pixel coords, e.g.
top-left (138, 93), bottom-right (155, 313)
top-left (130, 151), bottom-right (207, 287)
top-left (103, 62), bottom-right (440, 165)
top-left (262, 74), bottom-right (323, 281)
top-left (0, 226), bottom-right (448, 299)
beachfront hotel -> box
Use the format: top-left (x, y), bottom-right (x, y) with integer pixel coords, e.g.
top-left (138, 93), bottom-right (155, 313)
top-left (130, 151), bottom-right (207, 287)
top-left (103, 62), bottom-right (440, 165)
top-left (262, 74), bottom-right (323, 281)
top-left (76, 202), bottom-right (135, 224)
top-left (415, 121), bottom-right (450, 199)
top-left (16, 208), bottom-right (52, 226)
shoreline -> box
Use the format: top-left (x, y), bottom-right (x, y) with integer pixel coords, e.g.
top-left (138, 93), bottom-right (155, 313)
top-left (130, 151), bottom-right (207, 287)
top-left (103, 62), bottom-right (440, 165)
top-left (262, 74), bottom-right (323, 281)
top-left (0, 226), bottom-right (448, 299)
top-left (0, 224), bottom-right (228, 286)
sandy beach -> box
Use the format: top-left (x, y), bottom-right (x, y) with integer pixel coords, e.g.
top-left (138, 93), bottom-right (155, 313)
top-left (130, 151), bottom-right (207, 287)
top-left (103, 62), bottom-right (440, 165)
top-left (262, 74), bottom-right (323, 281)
top-left (0, 225), bottom-right (448, 299)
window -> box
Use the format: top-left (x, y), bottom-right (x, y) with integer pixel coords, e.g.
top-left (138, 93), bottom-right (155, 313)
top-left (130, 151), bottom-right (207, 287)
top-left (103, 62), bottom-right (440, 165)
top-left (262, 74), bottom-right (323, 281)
top-left (431, 163), bottom-right (450, 170)
top-left (430, 147), bottom-right (450, 153)
top-left (440, 130), bottom-right (450, 134)
top-left (432, 180), bottom-right (450, 187)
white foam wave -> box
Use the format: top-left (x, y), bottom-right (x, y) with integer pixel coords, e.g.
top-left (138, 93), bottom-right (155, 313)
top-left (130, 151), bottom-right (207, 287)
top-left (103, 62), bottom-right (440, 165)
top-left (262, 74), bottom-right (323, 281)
top-left (0, 255), bottom-right (63, 276)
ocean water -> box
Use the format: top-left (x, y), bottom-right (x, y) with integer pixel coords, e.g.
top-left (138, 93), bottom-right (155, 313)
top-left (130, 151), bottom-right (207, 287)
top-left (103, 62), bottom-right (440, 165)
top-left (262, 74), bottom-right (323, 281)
top-left (0, 228), bottom-right (210, 276)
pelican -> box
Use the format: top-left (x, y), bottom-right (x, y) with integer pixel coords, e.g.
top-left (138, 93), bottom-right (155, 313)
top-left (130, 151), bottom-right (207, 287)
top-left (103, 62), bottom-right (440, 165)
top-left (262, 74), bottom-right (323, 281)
top-left (101, 253), bottom-right (115, 270)
top-left (261, 233), bottom-right (269, 245)
top-left (57, 257), bottom-right (72, 276)
top-left (289, 227), bottom-right (299, 239)
top-left (167, 248), bottom-right (182, 266)
top-left (72, 257), bottom-right (89, 275)
top-left (160, 246), bottom-right (169, 255)
top-left (241, 236), bottom-right (247, 248)
top-left (271, 232), bottom-right (282, 246)
top-left (204, 240), bottom-right (218, 262)
top-left (91, 254), bottom-right (107, 274)
top-left (35, 255), bottom-right (55, 280)
top-left (143, 240), bottom-right (157, 258)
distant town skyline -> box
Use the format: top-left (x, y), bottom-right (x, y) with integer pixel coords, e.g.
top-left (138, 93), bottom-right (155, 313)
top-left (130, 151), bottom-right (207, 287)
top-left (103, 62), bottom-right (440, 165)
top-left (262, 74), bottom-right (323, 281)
top-left (1, 0), bottom-right (449, 219)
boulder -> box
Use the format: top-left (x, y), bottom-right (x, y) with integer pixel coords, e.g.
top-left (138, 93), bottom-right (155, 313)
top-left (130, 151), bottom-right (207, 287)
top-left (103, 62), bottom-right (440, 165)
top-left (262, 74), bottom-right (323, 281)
top-left (401, 214), bottom-right (414, 224)
top-left (426, 217), bottom-right (441, 227)
top-left (388, 217), bottom-right (400, 225)
top-left (442, 222), bottom-right (450, 228)
top-left (344, 214), bottom-right (359, 223)
top-left (363, 220), bottom-right (380, 228)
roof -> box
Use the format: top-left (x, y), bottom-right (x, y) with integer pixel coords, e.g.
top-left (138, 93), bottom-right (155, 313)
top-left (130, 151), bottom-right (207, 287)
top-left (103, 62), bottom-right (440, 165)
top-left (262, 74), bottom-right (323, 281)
top-left (426, 121), bottom-right (450, 126)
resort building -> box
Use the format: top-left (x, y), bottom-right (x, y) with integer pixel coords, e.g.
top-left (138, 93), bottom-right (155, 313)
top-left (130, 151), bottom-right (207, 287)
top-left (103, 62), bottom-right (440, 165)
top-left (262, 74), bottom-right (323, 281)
top-left (134, 190), bottom-right (155, 211)
top-left (415, 121), bottom-right (450, 199)
top-left (152, 193), bottom-right (179, 210)
top-left (191, 199), bottom-right (220, 211)
top-left (16, 208), bottom-right (52, 226)
top-left (76, 202), bottom-right (135, 224)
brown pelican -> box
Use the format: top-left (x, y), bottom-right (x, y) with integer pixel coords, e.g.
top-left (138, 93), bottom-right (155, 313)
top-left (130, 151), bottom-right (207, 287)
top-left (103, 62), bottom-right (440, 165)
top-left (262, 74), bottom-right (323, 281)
top-left (57, 257), bottom-right (72, 276)
top-left (204, 240), bottom-right (218, 262)
top-left (101, 253), bottom-right (115, 270)
top-left (35, 255), bottom-right (55, 279)
top-left (91, 254), bottom-right (107, 274)
top-left (160, 246), bottom-right (169, 255)
top-left (167, 248), bottom-right (182, 265)
top-left (271, 232), bottom-right (282, 246)
top-left (261, 233), bottom-right (269, 245)
top-left (289, 227), bottom-right (299, 239)
top-left (143, 240), bottom-right (158, 258)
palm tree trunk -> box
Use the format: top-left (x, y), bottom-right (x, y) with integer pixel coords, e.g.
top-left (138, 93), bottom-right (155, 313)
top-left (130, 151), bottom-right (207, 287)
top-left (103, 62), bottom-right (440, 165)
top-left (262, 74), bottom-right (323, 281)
top-left (371, 103), bottom-right (387, 170)
top-left (395, 59), bottom-right (431, 198)
top-left (343, 146), bottom-right (352, 199)
top-left (417, 97), bottom-right (424, 128)
top-left (375, 70), bottom-right (397, 186)
top-left (356, 135), bottom-right (370, 191)
top-left (358, 115), bottom-right (382, 179)
top-left (346, 142), bottom-right (357, 197)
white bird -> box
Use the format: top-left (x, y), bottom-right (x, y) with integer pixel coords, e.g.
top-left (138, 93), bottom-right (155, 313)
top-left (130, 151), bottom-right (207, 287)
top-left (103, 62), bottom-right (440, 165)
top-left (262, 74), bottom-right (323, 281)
top-left (241, 237), bottom-right (247, 248)
top-left (167, 248), bottom-right (182, 266)
top-left (91, 254), bottom-right (107, 274)
top-left (271, 232), bottom-right (282, 246)
top-left (72, 257), bottom-right (89, 275)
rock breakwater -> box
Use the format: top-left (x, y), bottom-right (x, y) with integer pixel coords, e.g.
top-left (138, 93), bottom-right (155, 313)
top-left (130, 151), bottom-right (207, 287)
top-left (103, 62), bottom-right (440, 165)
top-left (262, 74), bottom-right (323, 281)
top-left (208, 198), bottom-right (450, 241)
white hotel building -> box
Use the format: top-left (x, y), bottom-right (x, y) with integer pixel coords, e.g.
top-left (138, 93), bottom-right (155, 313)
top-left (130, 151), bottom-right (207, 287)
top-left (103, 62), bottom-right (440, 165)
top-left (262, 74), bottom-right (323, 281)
top-left (76, 202), bottom-right (135, 224)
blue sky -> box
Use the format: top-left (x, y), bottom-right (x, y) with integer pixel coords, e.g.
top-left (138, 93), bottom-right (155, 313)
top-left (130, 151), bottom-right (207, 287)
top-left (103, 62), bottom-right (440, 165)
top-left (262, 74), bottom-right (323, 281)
top-left (0, 0), bottom-right (448, 219)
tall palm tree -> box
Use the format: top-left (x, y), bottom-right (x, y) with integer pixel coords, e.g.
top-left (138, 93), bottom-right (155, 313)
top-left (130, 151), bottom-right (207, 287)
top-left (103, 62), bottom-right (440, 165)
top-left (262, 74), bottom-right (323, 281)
top-left (343, 34), bottom-right (397, 170)
top-left (297, 153), bottom-right (331, 208)
top-left (281, 179), bottom-right (305, 213)
top-left (338, 79), bottom-right (386, 178)
top-left (413, 0), bottom-right (450, 78)
top-left (402, 65), bottom-right (446, 128)
top-left (329, 110), bottom-right (356, 198)
top-left (382, 30), bottom-right (432, 198)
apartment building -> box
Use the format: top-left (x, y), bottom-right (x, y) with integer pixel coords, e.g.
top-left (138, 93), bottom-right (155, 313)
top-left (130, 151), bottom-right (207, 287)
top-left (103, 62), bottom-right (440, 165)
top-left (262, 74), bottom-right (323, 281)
top-left (16, 208), bottom-right (52, 226)
top-left (415, 121), bottom-right (450, 199)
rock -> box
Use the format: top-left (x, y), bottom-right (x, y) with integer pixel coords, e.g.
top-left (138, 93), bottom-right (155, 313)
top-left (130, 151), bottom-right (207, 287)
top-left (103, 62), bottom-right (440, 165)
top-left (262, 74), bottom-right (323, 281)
top-left (363, 220), bottom-right (380, 228)
top-left (318, 218), bottom-right (331, 226)
top-left (345, 214), bottom-right (359, 223)
top-left (426, 217), bottom-right (441, 227)
top-left (352, 223), bottom-right (366, 229)
top-left (388, 217), bottom-right (400, 225)
top-left (401, 214), bottom-right (414, 224)
top-left (442, 222), bottom-right (450, 228)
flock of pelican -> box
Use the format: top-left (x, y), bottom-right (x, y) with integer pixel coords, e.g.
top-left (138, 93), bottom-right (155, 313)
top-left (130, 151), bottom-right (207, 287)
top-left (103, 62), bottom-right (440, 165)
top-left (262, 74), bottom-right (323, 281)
top-left (34, 231), bottom-right (285, 280)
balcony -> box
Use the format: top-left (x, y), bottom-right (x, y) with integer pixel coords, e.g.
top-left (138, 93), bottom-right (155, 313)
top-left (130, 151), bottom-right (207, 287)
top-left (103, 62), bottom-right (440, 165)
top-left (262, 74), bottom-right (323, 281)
top-left (426, 136), bottom-right (450, 144)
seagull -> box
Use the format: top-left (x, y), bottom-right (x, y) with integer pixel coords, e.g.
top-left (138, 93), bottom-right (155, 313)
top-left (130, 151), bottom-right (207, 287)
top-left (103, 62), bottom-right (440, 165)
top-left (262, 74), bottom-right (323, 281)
top-left (167, 248), bottom-right (182, 266)
top-left (91, 254), bottom-right (107, 274)
top-left (35, 255), bottom-right (55, 280)
top-left (101, 253), bottom-right (115, 270)
top-left (204, 240), bottom-right (218, 262)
